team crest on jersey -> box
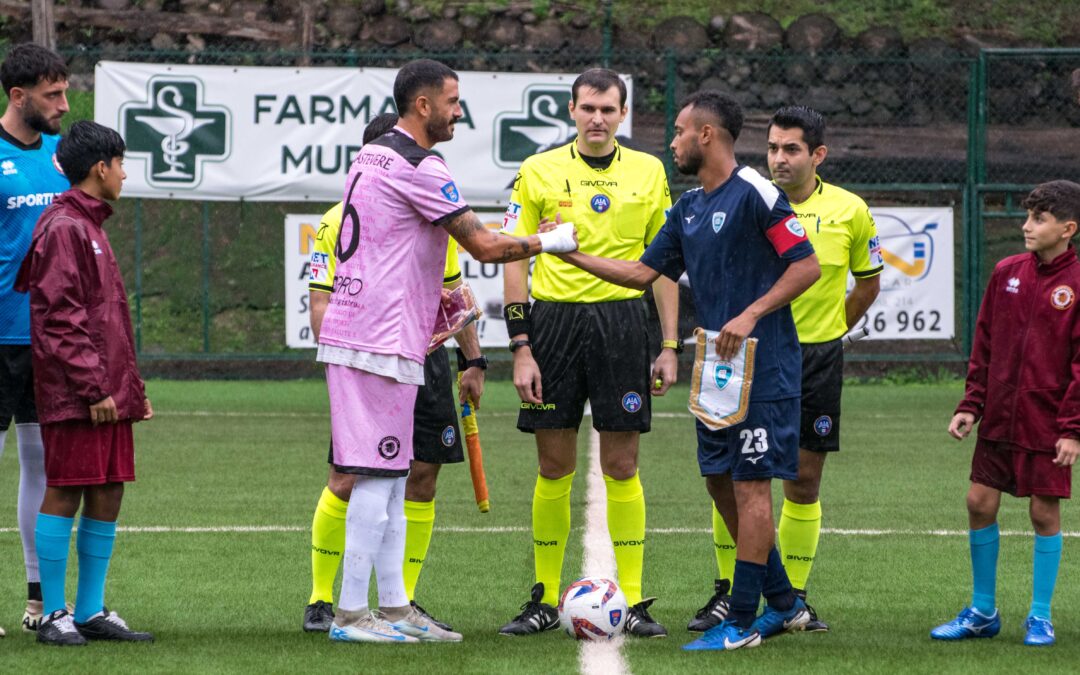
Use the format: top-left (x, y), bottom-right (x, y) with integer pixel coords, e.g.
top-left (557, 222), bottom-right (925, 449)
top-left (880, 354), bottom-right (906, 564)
top-left (1051, 285), bottom-right (1075, 310)
top-left (713, 362), bottom-right (734, 390)
top-left (441, 181), bottom-right (461, 203)
top-left (377, 436), bottom-right (401, 460)
top-left (814, 415), bottom-right (833, 436)
top-left (1, 160), bottom-right (16, 176)
top-left (622, 391), bottom-right (642, 413)
top-left (590, 194), bottom-right (611, 213)
top-left (786, 218), bottom-right (806, 237)
top-left (1006, 277), bottom-right (1020, 294)
top-left (441, 426), bottom-right (456, 447)
top-left (712, 211), bottom-right (727, 233)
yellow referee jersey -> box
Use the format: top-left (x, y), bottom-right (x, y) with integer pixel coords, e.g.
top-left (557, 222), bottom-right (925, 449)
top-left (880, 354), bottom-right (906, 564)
top-left (308, 202), bottom-right (460, 294)
top-left (505, 141), bottom-right (671, 303)
top-left (788, 177), bottom-right (883, 343)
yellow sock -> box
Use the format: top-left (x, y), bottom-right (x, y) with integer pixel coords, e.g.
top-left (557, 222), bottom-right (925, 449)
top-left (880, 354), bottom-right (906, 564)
top-left (605, 472), bottom-right (646, 606)
top-left (309, 487), bottom-right (348, 605)
top-left (712, 503), bottom-right (737, 581)
top-left (778, 498), bottom-right (822, 590)
top-left (403, 499), bottom-right (436, 602)
top-left (533, 472), bottom-right (574, 605)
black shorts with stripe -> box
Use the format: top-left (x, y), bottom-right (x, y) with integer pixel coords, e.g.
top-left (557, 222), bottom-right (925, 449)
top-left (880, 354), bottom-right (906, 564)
top-left (0, 344), bottom-right (37, 430)
top-left (799, 339), bottom-right (843, 452)
top-left (327, 348), bottom-right (464, 467)
top-left (517, 299), bottom-right (651, 433)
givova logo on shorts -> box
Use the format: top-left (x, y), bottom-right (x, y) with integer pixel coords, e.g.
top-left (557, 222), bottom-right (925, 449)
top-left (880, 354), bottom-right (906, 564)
top-left (493, 86), bottom-right (574, 168)
top-left (120, 77), bottom-right (231, 189)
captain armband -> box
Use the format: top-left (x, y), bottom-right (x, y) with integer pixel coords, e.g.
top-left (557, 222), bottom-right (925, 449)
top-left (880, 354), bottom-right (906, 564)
top-left (503, 302), bottom-right (532, 338)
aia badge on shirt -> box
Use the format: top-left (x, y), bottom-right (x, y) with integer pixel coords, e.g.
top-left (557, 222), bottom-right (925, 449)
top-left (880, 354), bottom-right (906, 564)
top-left (590, 194), bottom-right (611, 213)
top-left (712, 211), bottom-right (727, 233)
top-left (1051, 285), bottom-right (1075, 310)
top-left (441, 181), bottom-right (460, 203)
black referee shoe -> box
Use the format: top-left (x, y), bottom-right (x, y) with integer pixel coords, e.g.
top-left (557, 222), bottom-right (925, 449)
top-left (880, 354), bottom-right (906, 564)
top-left (303, 600), bottom-right (335, 632)
top-left (626, 597), bottom-right (668, 638)
top-left (499, 583), bottom-right (559, 636)
top-left (75, 608), bottom-right (153, 642)
top-left (687, 579), bottom-right (732, 632)
top-left (794, 589), bottom-right (830, 632)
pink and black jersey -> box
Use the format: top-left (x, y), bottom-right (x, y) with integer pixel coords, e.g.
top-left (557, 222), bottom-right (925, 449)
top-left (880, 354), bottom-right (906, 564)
top-left (318, 127), bottom-right (469, 364)
top-left (640, 166), bottom-right (814, 401)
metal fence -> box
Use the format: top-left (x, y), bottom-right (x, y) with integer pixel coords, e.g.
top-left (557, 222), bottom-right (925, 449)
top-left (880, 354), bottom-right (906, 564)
top-left (33, 45), bottom-right (1080, 367)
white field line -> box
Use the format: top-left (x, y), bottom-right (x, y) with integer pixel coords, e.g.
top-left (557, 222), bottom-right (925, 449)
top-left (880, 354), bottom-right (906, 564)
top-left (579, 428), bottom-right (630, 675)
top-left (1, 525), bottom-right (1077, 537)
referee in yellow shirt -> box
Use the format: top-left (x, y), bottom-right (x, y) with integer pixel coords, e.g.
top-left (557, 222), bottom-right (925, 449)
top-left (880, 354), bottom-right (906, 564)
top-left (498, 68), bottom-right (679, 638)
top-left (691, 106), bottom-right (883, 634)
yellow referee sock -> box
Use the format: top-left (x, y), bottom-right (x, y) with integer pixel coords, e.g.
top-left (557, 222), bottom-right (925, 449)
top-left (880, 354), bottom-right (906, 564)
top-left (712, 503), bottom-right (737, 581)
top-left (778, 498), bottom-right (822, 591)
top-left (533, 472), bottom-right (574, 605)
top-left (605, 472), bottom-right (646, 606)
top-left (403, 499), bottom-right (436, 602)
top-left (309, 487), bottom-right (348, 605)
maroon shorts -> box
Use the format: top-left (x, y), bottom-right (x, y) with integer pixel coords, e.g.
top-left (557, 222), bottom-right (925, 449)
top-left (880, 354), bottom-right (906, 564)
top-left (970, 438), bottom-right (1071, 498)
top-left (41, 419), bottom-right (135, 487)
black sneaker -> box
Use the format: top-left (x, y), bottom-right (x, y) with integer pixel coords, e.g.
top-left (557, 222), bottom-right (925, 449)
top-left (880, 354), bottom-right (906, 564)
top-left (74, 608), bottom-right (153, 642)
top-left (411, 600), bottom-right (454, 632)
top-left (626, 597), bottom-right (668, 638)
top-left (687, 579), bottom-right (731, 632)
top-left (795, 589), bottom-right (829, 632)
top-left (303, 600), bottom-right (335, 632)
top-left (498, 583), bottom-right (559, 636)
top-left (36, 609), bottom-right (87, 646)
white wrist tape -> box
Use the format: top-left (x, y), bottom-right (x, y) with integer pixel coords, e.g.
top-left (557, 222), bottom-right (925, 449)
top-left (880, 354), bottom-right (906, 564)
top-left (536, 222), bottom-right (577, 253)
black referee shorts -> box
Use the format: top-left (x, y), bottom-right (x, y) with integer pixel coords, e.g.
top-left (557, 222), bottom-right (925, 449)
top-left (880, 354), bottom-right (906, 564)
top-left (0, 344), bottom-right (37, 431)
top-left (517, 299), bottom-right (651, 434)
top-left (326, 348), bottom-right (464, 467)
top-left (799, 339), bottom-right (843, 452)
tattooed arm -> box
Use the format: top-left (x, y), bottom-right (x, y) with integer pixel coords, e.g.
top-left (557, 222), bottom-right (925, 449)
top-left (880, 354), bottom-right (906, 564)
top-left (442, 210), bottom-right (575, 263)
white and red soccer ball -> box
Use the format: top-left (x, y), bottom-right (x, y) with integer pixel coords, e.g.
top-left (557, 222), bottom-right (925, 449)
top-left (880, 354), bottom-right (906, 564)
top-left (557, 576), bottom-right (628, 641)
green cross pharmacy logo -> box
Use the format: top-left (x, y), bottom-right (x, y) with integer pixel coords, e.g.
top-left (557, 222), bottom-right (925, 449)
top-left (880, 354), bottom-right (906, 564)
top-left (120, 77), bottom-right (230, 189)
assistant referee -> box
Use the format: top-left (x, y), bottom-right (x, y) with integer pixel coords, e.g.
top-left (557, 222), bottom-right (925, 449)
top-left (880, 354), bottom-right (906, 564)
top-left (498, 68), bottom-right (678, 638)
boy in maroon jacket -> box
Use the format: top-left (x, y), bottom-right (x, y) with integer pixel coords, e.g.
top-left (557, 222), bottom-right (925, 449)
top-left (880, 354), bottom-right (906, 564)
top-left (932, 180), bottom-right (1080, 646)
top-left (14, 121), bottom-right (153, 646)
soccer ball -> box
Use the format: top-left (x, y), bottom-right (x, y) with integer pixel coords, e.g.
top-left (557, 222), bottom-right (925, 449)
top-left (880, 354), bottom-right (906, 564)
top-left (557, 576), bottom-right (628, 641)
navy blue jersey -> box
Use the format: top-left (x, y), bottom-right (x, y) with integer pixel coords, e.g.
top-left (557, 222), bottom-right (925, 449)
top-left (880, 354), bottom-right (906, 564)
top-left (0, 128), bottom-right (67, 344)
top-left (641, 166), bottom-right (814, 401)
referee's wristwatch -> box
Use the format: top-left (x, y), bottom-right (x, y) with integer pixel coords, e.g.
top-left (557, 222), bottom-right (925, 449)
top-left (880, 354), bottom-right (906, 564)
top-left (463, 356), bottom-right (488, 370)
top-left (661, 338), bottom-right (684, 354)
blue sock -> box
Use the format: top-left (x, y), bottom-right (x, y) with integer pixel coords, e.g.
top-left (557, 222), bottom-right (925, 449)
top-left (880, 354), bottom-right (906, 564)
top-left (74, 517), bottom-right (117, 623)
top-left (1030, 531), bottom-right (1062, 620)
top-left (730, 560), bottom-right (766, 629)
top-left (35, 513), bottom-right (75, 616)
top-left (969, 523), bottom-right (999, 615)
top-left (762, 547), bottom-right (796, 611)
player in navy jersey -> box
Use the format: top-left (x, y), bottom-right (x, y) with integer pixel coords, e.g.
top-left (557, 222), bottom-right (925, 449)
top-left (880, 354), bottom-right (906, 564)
top-left (554, 90), bottom-right (820, 651)
top-left (0, 43), bottom-right (70, 636)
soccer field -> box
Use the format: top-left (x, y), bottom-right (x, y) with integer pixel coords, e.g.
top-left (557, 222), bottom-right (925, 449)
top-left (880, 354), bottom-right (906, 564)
top-left (2, 379), bottom-right (1079, 673)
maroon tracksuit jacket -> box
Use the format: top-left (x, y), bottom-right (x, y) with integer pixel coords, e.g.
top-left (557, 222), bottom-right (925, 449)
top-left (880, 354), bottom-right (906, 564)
top-left (14, 188), bottom-right (145, 424)
top-left (956, 247), bottom-right (1080, 453)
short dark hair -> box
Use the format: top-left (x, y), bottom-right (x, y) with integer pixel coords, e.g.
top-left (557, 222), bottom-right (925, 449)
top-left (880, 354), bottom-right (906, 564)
top-left (1022, 180), bottom-right (1080, 225)
top-left (572, 68), bottom-right (627, 107)
top-left (768, 106), bottom-right (826, 150)
top-left (0, 43), bottom-right (68, 95)
top-left (56, 121), bottom-right (126, 184)
top-left (679, 90), bottom-right (743, 141)
top-left (393, 59), bottom-right (458, 116)
top-left (363, 112), bottom-right (398, 144)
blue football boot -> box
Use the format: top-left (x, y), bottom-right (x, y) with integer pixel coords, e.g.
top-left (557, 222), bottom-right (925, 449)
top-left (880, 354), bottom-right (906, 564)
top-left (682, 620), bottom-right (761, 651)
top-left (751, 597), bottom-right (811, 639)
top-left (930, 607), bottom-right (1000, 640)
top-left (1023, 616), bottom-right (1055, 646)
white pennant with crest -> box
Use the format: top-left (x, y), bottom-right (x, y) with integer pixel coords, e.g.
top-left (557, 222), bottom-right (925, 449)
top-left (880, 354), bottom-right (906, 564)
top-left (688, 328), bottom-right (756, 430)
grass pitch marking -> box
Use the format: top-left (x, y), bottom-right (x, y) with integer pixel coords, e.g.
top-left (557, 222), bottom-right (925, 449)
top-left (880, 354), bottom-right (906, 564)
top-left (579, 428), bottom-right (630, 675)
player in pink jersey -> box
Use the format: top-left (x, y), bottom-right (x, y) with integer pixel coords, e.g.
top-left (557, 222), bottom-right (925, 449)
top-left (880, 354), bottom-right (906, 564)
top-left (318, 59), bottom-right (577, 644)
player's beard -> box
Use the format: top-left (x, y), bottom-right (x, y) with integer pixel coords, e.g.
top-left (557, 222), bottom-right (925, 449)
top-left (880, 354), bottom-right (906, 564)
top-left (23, 100), bottom-right (61, 135)
top-left (426, 111), bottom-right (457, 144)
top-left (675, 142), bottom-right (703, 175)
